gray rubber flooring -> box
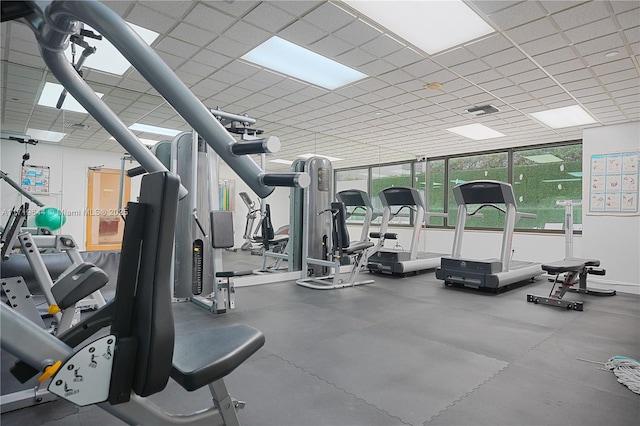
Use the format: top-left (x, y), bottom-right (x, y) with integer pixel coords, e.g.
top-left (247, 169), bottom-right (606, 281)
top-left (1, 270), bottom-right (639, 426)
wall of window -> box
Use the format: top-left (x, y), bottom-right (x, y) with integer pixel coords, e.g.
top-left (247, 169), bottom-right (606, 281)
top-left (448, 152), bottom-right (509, 229)
top-left (512, 145), bottom-right (583, 230)
top-left (335, 168), bottom-right (369, 223)
top-left (370, 163), bottom-right (412, 224)
top-left (334, 140), bottom-right (583, 233)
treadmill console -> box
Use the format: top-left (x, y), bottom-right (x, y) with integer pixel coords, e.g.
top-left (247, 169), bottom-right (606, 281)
top-left (453, 181), bottom-right (516, 206)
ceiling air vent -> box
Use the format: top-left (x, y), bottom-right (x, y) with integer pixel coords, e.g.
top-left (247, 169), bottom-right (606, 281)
top-left (466, 105), bottom-right (500, 116)
top-left (64, 122), bottom-right (91, 130)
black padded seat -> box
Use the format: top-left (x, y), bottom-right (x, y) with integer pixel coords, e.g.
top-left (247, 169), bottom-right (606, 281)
top-left (171, 325), bottom-right (265, 391)
top-left (566, 257), bottom-right (600, 267)
top-left (345, 241), bottom-right (374, 255)
top-left (541, 259), bottom-right (586, 274)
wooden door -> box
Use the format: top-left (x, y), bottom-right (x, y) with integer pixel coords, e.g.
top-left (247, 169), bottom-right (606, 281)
top-left (86, 168), bottom-right (130, 251)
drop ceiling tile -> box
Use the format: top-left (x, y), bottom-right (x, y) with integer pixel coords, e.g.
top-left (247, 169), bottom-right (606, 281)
top-left (551, 0), bottom-right (609, 30)
top-left (552, 68), bottom-right (594, 84)
top-left (252, 69), bottom-right (287, 86)
top-left (496, 58), bottom-right (539, 77)
top-left (520, 33), bottom-right (570, 56)
top-left (598, 68), bottom-right (640, 84)
top-left (617, 8), bottom-right (640, 30)
top-left (303, 2), bottom-right (355, 33)
top-left (334, 19), bottom-right (382, 47)
top-left (481, 48), bottom-right (528, 68)
top-left (336, 48), bottom-right (377, 68)
top-left (311, 35), bottom-right (354, 57)
top-left (210, 0), bottom-right (260, 18)
top-left (403, 59), bottom-right (444, 80)
top-left (206, 37), bottom-right (253, 58)
top-left (574, 32), bottom-right (625, 56)
top-left (544, 58), bottom-right (587, 76)
top-left (378, 69), bottom-right (414, 85)
top-left (384, 48), bottom-right (423, 68)
top-left (7, 51), bottom-right (44, 68)
top-left (564, 18), bottom-right (619, 44)
top-left (480, 77), bottom-right (518, 91)
top-left (191, 49), bottom-right (231, 69)
top-left (488, 1), bottom-right (546, 30)
top-left (278, 20), bottom-right (326, 46)
top-left (138, 1), bottom-right (193, 19)
top-left (591, 58), bottom-right (635, 77)
top-left (358, 60), bottom-right (396, 77)
top-left (225, 21), bottom-right (270, 46)
top-left (178, 61), bottom-right (216, 78)
top-left (466, 69), bottom-right (503, 85)
top-left (466, 34), bottom-right (514, 58)
top-left (623, 26), bottom-right (640, 44)
top-left (505, 17), bottom-right (558, 44)
top-left (271, 1), bottom-right (323, 17)
top-left (559, 78), bottom-right (601, 91)
top-left (243, 2), bottom-right (295, 32)
top-left (360, 35), bottom-right (404, 58)
top-left (126, 4), bottom-right (178, 33)
top-left (170, 23), bottom-right (217, 46)
top-left (532, 47), bottom-right (579, 67)
top-left (433, 47), bottom-right (477, 68)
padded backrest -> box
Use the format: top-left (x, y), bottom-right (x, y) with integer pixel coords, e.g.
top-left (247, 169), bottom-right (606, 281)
top-left (331, 202), bottom-right (350, 249)
top-left (210, 211), bottom-right (235, 249)
top-left (132, 172), bottom-right (180, 396)
top-left (262, 204), bottom-right (275, 243)
top-left (108, 172), bottom-right (180, 400)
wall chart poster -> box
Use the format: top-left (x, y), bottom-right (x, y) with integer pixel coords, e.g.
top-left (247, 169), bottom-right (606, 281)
top-left (589, 152), bottom-right (638, 215)
top-left (21, 164), bottom-right (50, 194)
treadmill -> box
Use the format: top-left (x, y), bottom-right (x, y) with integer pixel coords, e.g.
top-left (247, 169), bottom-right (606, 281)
top-left (336, 189), bottom-right (379, 244)
top-left (435, 180), bottom-right (543, 290)
top-left (367, 187), bottom-right (446, 276)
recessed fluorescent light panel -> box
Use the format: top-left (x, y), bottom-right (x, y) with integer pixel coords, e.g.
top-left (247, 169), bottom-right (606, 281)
top-left (343, 0), bottom-right (494, 55)
top-left (128, 123), bottom-right (181, 137)
top-left (26, 128), bottom-right (66, 142)
top-left (109, 136), bottom-right (159, 146)
top-left (524, 154), bottom-right (563, 164)
top-left (242, 36), bottom-right (367, 89)
top-left (446, 123), bottom-right (506, 140)
top-left (270, 159), bottom-right (294, 165)
top-left (38, 82), bottom-right (104, 113)
top-left (64, 23), bottom-right (159, 75)
top-left (298, 153), bottom-right (343, 162)
top-left (530, 105), bottom-right (597, 129)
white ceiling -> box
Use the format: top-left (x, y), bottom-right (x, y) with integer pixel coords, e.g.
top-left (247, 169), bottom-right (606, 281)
top-left (1, 1), bottom-right (639, 171)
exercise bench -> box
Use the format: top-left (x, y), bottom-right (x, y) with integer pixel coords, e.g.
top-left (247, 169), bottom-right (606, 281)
top-left (527, 258), bottom-right (613, 311)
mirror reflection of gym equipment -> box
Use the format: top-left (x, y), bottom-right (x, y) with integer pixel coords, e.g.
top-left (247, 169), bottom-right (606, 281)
top-left (295, 158), bottom-right (375, 290)
top-left (367, 186), bottom-right (447, 276)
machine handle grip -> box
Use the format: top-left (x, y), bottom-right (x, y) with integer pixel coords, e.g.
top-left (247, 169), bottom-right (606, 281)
top-left (260, 173), bottom-right (310, 188)
top-left (231, 136), bottom-right (280, 155)
top-left (126, 165), bottom-right (146, 177)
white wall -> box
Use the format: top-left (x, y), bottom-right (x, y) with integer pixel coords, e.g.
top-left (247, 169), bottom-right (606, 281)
top-left (1, 140), bottom-right (140, 250)
top-left (582, 122), bottom-right (640, 286)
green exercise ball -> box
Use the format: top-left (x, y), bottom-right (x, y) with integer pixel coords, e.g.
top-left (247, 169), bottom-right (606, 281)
top-left (34, 207), bottom-right (67, 231)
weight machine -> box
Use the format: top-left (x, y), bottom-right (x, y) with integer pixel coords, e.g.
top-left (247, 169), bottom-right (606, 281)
top-left (296, 158), bottom-right (375, 290)
top-left (0, 0), bottom-right (309, 423)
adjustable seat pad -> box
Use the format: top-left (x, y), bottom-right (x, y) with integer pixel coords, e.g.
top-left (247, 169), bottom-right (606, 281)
top-left (171, 325), bottom-right (265, 391)
top-left (541, 259), bottom-right (586, 274)
top-left (566, 257), bottom-right (600, 267)
top-left (345, 241), bottom-right (375, 255)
